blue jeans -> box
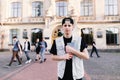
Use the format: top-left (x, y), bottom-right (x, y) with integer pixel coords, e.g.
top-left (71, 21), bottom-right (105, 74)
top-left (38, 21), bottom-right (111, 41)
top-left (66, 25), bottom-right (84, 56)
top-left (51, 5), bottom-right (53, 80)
top-left (24, 51), bottom-right (30, 60)
top-left (40, 49), bottom-right (45, 62)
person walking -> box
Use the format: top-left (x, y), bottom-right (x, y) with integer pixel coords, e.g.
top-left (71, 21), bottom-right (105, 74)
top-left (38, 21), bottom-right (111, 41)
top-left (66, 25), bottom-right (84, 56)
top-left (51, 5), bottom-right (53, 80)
top-left (6, 36), bottom-right (22, 67)
top-left (35, 38), bottom-right (41, 61)
top-left (50, 17), bottom-right (89, 80)
top-left (39, 38), bottom-right (47, 63)
top-left (24, 37), bottom-right (32, 64)
top-left (90, 40), bottom-right (100, 58)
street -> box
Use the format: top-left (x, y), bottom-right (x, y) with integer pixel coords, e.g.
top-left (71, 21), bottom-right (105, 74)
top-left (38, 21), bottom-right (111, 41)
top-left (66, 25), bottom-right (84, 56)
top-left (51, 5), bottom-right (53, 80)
top-left (0, 51), bottom-right (120, 80)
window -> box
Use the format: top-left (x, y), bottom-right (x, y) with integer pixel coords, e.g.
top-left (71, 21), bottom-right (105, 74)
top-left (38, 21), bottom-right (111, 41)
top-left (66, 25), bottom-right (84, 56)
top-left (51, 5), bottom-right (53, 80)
top-left (81, 28), bottom-right (93, 45)
top-left (10, 29), bottom-right (18, 44)
top-left (105, 0), bottom-right (118, 16)
top-left (106, 27), bottom-right (119, 45)
top-left (32, 1), bottom-right (43, 17)
top-left (11, 2), bottom-right (21, 17)
top-left (56, 1), bottom-right (68, 16)
top-left (80, 0), bottom-right (93, 16)
top-left (23, 29), bottom-right (27, 38)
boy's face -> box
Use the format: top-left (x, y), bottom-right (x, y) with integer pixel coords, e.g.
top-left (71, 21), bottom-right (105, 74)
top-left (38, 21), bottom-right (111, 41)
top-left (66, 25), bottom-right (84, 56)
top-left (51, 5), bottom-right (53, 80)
top-left (62, 20), bottom-right (74, 36)
top-left (13, 38), bottom-right (17, 41)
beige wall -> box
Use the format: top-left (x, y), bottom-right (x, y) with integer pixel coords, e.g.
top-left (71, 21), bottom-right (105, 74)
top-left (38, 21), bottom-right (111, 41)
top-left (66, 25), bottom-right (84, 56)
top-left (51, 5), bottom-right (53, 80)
top-left (0, 0), bottom-right (120, 50)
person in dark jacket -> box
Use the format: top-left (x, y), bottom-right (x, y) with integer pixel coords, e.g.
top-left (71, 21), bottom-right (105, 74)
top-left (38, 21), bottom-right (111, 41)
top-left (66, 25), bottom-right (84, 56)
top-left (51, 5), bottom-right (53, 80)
top-left (35, 38), bottom-right (41, 61)
top-left (24, 37), bottom-right (32, 64)
top-left (90, 41), bottom-right (100, 58)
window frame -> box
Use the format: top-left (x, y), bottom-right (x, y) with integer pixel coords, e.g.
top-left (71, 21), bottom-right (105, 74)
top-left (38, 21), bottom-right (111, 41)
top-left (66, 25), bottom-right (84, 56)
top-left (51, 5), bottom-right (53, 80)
top-left (106, 27), bottom-right (119, 45)
top-left (56, 1), bottom-right (68, 17)
top-left (105, 0), bottom-right (118, 16)
top-left (11, 2), bottom-right (22, 17)
top-left (80, 0), bottom-right (93, 16)
top-left (32, 1), bottom-right (43, 17)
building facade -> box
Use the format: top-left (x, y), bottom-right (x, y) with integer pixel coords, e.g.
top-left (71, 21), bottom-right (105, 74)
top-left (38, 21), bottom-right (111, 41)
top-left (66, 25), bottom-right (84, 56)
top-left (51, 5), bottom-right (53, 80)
top-left (0, 0), bottom-right (120, 50)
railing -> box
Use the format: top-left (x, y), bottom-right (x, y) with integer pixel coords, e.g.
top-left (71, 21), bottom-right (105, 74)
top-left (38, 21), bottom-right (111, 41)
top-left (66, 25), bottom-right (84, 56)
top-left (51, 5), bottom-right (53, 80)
top-left (104, 16), bottom-right (119, 21)
top-left (4, 16), bottom-right (120, 24)
top-left (5, 17), bottom-right (45, 24)
top-left (78, 16), bottom-right (95, 22)
top-left (78, 16), bottom-right (120, 22)
top-left (6, 18), bottom-right (22, 23)
top-left (28, 17), bottom-right (45, 23)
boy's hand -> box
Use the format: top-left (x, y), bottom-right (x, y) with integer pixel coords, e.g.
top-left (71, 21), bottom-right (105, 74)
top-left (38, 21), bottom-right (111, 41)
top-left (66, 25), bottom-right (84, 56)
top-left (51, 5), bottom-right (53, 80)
top-left (66, 45), bottom-right (74, 53)
top-left (63, 53), bottom-right (73, 60)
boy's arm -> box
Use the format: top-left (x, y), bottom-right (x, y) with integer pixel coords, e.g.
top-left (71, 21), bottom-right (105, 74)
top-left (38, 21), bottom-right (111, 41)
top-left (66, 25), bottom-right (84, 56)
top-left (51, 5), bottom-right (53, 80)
top-left (51, 53), bottom-right (73, 61)
top-left (18, 43), bottom-right (22, 54)
top-left (66, 46), bottom-right (89, 60)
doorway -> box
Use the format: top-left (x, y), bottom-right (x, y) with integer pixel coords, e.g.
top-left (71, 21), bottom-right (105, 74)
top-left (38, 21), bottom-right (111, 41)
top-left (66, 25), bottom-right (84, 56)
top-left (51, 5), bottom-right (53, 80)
top-left (31, 28), bottom-right (43, 45)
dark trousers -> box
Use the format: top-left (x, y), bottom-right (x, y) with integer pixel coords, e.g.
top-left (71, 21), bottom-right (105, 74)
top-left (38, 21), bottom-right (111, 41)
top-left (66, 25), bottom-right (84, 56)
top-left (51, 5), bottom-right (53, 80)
top-left (58, 77), bottom-right (82, 80)
top-left (90, 47), bottom-right (100, 57)
top-left (9, 51), bottom-right (22, 66)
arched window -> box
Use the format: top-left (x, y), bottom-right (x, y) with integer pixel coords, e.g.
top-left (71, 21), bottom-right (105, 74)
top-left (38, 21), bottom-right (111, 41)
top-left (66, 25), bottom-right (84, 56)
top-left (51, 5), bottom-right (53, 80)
top-left (32, 1), bottom-right (43, 17)
top-left (81, 28), bottom-right (93, 45)
top-left (56, 1), bottom-right (68, 16)
top-left (31, 28), bottom-right (43, 45)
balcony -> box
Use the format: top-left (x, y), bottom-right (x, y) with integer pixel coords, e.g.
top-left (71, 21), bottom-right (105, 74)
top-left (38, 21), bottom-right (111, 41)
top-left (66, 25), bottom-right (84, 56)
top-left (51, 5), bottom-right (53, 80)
top-left (6, 18), bottom-right (22, 24)
top-left (28, 17), bottom-right (45, 23)
top-left (5, 17), bottom-right (45, 24)
top-left (78, 16), bottom-right (95, 22)
top-left (104, 16), bottom-right (119, 21)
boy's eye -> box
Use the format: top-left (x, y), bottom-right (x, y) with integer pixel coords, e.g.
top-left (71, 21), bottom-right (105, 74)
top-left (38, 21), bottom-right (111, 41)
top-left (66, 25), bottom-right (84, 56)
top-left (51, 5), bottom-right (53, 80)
top-left (64, 25), bottom-right (67, 27)
top-left (68, 25), bottom-right (71, 27)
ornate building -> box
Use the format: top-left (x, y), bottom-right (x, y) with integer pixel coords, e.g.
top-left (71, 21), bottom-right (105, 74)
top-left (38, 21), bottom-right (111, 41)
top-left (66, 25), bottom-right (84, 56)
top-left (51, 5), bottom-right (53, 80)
top-left (0, 0), bottom-right (120, 50)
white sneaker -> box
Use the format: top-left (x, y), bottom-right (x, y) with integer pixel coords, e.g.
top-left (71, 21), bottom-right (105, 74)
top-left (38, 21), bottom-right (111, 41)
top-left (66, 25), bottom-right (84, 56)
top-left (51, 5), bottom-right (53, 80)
top-left (25, 60), bottom-right (29, 64)
top-left (28, 59), bottom-right (32, 63)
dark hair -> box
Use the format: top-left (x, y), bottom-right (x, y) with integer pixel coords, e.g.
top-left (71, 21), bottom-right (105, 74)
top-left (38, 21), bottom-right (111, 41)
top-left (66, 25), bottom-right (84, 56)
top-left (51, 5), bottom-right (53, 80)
top-left (62, 17), bottom-right (74, 25)
top-left (13, 36), bottom-right (17, 39)
top-left (25, 37), bottom-right (28, 39)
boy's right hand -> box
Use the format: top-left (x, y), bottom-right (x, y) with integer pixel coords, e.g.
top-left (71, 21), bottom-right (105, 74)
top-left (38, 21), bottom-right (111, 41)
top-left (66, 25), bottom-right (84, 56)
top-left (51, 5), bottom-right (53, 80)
top-left (63, 53), bottom-right (73, 60)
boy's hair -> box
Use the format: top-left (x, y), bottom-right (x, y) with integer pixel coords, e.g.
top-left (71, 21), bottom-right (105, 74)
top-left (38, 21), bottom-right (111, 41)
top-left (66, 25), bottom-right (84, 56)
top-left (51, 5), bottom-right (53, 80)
top-left (13, 36), bottom-right (17, 39)
top-left (62, 17), bottom-right (74, 25)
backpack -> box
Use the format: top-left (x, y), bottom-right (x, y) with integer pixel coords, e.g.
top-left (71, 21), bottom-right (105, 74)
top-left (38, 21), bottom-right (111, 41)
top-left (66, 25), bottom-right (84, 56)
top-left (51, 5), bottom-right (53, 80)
top-left (45, 41), bottom-right (47, 48)
top-left (35, 42), bottom-right (41, 52)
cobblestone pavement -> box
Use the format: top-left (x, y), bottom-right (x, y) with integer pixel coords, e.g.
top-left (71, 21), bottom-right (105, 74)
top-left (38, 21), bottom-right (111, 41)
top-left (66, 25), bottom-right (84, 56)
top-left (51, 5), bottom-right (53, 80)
top-left (0, 51), bottom-right (120, 80)
top-left (84, 52), bottom-right (120, 80)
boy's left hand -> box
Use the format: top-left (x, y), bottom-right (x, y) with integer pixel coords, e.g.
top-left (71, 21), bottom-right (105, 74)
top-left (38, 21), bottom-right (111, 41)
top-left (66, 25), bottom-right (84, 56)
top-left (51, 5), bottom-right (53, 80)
top-left (66, 45), bottom-right (75, 54)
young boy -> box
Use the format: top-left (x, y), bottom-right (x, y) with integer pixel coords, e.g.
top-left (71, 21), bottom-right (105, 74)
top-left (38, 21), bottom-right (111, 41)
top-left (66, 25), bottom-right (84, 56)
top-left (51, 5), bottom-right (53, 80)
top-left (50, 17), bottom-right (89, 80)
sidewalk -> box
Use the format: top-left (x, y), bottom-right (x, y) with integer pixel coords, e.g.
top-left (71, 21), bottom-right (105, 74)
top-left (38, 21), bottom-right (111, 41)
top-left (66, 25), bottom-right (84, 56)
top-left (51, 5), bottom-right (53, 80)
top-left (0, 51), bottom-right (120, 80)
top-left (0, 55), bottom-right (57, 80)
